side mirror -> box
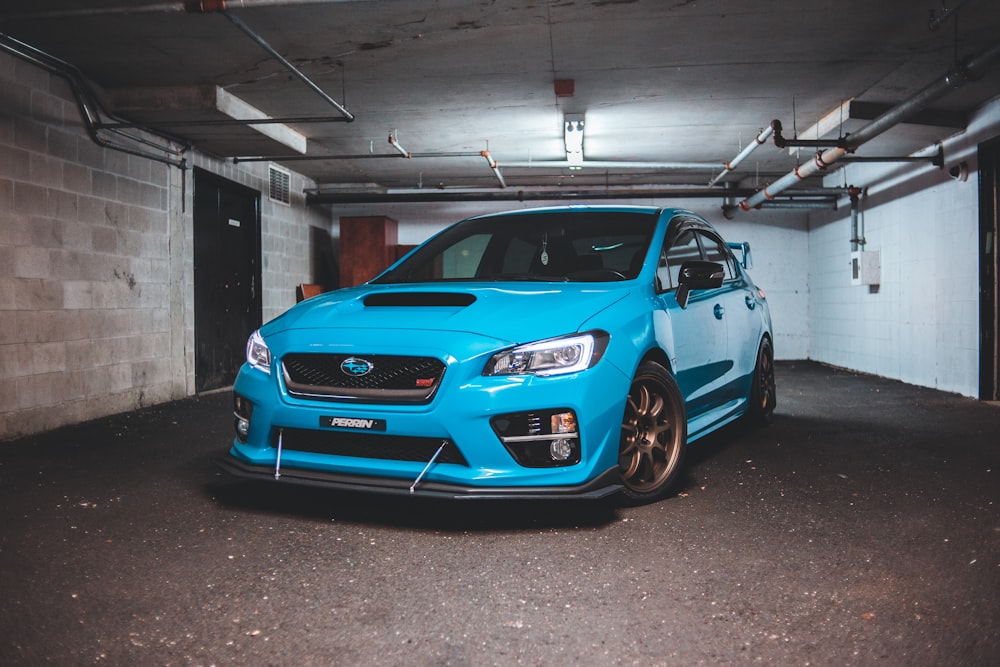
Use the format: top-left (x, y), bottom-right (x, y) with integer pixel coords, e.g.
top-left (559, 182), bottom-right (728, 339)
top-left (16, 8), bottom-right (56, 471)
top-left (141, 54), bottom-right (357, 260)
top-left (675, 260), bottom-right (725, 309)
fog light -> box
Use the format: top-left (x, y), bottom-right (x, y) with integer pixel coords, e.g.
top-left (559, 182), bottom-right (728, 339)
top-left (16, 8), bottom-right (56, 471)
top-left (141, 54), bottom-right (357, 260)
top-left (233, 394), bottom-right (253, 443)
top-left (491, 408), bottom-right (581, 467)
top-left (550, 438), bottom-right (575, 461)
top-left (234, 416), bottom-right (250, 441)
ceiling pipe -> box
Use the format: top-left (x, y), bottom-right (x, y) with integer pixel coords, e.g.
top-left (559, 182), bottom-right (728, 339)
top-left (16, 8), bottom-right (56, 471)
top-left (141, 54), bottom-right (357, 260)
top-left (388, 131), bottom-right (410, 157)
top-left (0, 32), bottom-right (187, 168)
top-left (481, 151), bottom-right (507, 188)
top-left (928, 0), bottom-right (973, 30)
top-left (307, 186), bottom-right (748, 204)
top-left (771, 119), bottom-right (848, 149)
top-left (500, 160), bottom-right (725, 170)
top-left (738, 41), bottom-right (1000, 212)
top-left (233, 150), bottom-right (483, 163)
top-left (220, 10), bottom-right (354, 121)
top-left (1, 1), bottom-right (361, 20)
top-left (708, 124), bottom-right (775, 186)
top-left (305, 185), bottom-right (845, 205)
top-left (98, 115), bottom-right (354, 129)
top-left (840, 144), bottom-right (944, 168)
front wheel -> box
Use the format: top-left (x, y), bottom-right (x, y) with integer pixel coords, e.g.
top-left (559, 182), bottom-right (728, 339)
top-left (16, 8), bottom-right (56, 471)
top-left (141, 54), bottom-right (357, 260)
top-left (618, 361), bottom-right (687, 505)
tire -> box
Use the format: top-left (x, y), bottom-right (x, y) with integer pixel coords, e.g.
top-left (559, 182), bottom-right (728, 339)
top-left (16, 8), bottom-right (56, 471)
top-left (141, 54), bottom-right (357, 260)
top-left (746, 337), bottom-right (776, 426)
top-left (618, 361), bottom-right (687, 505)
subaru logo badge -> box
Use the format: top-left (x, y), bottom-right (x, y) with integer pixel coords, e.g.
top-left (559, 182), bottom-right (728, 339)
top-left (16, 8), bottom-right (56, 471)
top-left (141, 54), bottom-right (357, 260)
top-left (341, 357), bottom-right (374, 377)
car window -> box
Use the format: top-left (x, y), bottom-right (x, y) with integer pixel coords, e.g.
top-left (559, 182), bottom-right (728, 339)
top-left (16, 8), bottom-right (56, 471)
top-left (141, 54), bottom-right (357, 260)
top-left (662, 230), bottom-right (701, 289)
top-left (373, 211), bottom-right (658, 284)
top-left (699, 232), bottom-right (737, 281)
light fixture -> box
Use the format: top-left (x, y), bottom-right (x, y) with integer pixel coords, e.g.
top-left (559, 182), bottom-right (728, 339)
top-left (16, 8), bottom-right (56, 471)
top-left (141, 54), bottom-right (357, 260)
top-left (564, 114), bottom-right (585, 166)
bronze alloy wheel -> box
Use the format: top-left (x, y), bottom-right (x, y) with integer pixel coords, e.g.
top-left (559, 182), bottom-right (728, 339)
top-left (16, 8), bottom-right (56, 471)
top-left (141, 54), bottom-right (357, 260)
top-left (618, 361), bottom-right (687, 504)
top-left (747, 337), bottom-right (776, 426)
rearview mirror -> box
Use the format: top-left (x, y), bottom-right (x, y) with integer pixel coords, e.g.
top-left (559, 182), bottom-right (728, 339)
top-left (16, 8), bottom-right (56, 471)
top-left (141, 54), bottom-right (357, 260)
top-left (675, 260), bottom-right (725, 309)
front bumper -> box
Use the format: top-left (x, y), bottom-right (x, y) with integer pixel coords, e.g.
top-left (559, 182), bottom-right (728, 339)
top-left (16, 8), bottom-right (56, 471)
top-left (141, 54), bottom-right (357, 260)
top-left (215, 453), bottom-right (623, 500)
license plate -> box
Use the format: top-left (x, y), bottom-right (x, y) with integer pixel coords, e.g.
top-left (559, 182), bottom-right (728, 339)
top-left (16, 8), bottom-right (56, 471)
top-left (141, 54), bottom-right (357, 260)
top-left (320, 416), bottom-right (387, 431)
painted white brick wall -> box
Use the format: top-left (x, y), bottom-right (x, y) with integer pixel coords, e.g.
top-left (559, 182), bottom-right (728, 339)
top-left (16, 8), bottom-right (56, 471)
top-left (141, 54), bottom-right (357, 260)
top-left (0, 51), bottom-right (329, 439)
top-left (807, 97), bottom-right (999, 397)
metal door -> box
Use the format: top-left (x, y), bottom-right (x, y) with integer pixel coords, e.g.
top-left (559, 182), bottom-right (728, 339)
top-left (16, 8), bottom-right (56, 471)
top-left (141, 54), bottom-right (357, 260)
top-left (193, 168), bottom-right (262, 392)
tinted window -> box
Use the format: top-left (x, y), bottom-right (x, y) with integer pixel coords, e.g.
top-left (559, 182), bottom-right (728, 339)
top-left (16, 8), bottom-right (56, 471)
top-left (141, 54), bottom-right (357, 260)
top-left (699, 232), bottom-right (737, 281)
top-left (662, 230), bottom-right (701, 289)
top-left (374, 211), bottom-right (658, 284)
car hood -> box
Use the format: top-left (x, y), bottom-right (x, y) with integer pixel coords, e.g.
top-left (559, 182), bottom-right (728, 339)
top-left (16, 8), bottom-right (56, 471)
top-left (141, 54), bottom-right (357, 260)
top-left (262, 283), bottom-right (632, 345)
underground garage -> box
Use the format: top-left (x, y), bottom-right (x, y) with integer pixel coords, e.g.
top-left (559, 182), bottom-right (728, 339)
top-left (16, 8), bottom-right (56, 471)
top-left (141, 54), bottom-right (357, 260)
top-left (1, 1), bottom-right (999, 664)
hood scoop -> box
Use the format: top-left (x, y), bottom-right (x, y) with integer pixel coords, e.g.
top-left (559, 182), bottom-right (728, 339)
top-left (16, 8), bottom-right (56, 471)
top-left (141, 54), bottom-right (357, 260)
top-left (364, 292), bottom-right (477, 307)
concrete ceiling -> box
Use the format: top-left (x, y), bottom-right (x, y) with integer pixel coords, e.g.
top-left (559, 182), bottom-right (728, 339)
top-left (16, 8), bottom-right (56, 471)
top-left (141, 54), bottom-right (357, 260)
top-left (3, 0), bottom-right (1000, 205)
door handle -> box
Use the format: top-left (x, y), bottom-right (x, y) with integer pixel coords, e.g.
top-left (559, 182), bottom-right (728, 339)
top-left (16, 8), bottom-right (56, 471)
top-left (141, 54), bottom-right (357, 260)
top-left (745, 294), bottom-right (756, 310)
top-left (714, 304), bottom-right (725, 320)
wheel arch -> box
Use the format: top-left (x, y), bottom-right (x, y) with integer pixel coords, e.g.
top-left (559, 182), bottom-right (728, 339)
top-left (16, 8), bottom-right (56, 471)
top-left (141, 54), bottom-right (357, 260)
top-left (638, 347), bottom-right (673, 376)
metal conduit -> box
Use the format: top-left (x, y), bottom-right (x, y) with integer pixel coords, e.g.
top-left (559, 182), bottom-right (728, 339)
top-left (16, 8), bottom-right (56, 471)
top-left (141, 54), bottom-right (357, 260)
top-left (305, 186), bottom-right (844, 205)
top-left (1, 1), bottom-right (366, 20)
top-left (481, 151), bottom-right (507, 188)
top-left (708, 124), bottom-right (775, 186)
top-left (219, 10), bottom-right (354, 122)
top-left (233, 151), bottom-right (483, 163)
top-left (500, 160), bottom-right (726, 170)
top-left (0, 33), bottom-right (187, 168)
top-left (738, 41), bottom-right (1000, 212)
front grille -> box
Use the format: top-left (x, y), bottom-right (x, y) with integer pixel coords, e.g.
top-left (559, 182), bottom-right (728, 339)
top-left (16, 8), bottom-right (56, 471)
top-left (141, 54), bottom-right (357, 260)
top-left (282, 353), bottom-right (446, 403)
top-left (275, 428), bottom-right (467, 466)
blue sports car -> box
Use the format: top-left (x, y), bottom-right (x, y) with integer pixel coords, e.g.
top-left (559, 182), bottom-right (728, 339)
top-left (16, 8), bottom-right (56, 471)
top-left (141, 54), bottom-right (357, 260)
top-left (218, 205), bottom-right (775, 504)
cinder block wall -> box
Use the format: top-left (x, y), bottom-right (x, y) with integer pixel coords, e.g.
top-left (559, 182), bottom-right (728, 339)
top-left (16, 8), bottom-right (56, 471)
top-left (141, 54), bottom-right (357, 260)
top-left (0, 51), bottom-right (330, 439)
top-left (807, 98), bottom-right (1000, 397)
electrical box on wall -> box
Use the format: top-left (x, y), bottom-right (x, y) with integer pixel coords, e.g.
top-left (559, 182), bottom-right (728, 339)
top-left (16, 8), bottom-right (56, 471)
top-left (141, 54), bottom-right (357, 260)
top-left (850, 250), bottom-right (881, 286)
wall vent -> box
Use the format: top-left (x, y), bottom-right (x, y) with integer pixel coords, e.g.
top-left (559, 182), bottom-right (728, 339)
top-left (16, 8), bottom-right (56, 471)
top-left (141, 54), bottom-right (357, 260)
top-left (268, 165), bottom-right (291, 205)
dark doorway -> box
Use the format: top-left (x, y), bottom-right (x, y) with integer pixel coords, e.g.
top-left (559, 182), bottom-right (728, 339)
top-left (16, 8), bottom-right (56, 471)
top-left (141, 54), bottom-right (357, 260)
top-left (193, 168), bottom-right (262, 392)
top-left (980, 138), bottom-right (1000, 400)
top-left (310, 225), bottom-right (340, 292)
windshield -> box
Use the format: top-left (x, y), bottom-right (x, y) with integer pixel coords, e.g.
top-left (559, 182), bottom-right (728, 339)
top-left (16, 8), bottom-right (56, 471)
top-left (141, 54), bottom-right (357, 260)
top-left (373, 211), bottom-right (658, 284)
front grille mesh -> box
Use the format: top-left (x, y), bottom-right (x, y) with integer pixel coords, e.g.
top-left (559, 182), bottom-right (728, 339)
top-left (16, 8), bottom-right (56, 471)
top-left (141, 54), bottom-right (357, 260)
top-left (282, 353), bottom-right (445, 402)
top-left (275, 428), bottom-right (467, 466)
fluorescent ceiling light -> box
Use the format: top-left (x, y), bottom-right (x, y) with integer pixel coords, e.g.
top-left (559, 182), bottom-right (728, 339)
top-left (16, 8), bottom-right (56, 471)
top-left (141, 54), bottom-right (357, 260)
top-left (564, 115), bottom-right (585, 165)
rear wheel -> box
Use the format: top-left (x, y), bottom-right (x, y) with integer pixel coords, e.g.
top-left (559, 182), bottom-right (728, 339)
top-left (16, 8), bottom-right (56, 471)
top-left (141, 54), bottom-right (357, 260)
top-left (618, 361), bottom-right (687, 505)
top-left (746, 337), bottom-right (776, 426)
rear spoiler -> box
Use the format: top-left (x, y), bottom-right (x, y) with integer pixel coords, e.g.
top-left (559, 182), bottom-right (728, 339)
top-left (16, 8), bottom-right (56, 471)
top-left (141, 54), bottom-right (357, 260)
top-left (727, 241), bottom-right (753, 270)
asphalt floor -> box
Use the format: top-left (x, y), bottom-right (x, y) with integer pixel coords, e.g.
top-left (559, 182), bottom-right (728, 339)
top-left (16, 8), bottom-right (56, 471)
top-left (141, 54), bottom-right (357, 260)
top-left (1, 361), bottom-right (998, 666)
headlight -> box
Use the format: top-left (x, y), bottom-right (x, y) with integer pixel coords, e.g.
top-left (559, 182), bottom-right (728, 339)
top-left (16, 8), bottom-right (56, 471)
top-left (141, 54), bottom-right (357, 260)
top-left (484, 331), bottom-right (608, 377)
top-left (246, 330), bottom-right (271, 374)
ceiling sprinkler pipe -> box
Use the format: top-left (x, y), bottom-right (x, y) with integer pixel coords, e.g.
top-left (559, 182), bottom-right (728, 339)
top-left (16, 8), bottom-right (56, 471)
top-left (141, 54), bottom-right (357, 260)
top-left (218, 10), bottom-right (355, 122)
top-left (184, 0), bottom-right (359, 11)
top-left (481, 151), bottom-right (507, 188)
top-left (708, 123), bottom-right (775, 186)
top-left (388, 132), bottom-right (411, 158)
top-left (738, 42), bottom-right (1000, 212)
top-left (502, 160), bottom-right (725, 170)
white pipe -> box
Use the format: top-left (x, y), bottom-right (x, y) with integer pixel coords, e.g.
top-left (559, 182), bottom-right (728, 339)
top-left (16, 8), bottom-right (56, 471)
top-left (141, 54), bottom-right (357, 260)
top-left (481, 151), bottom-right (507, 188)
top-left (738, 42), bottom-right (1000, 212)
top-left (707, 124), bottom-right (775, 186)
top-left (388, 131), bottom-right (410, 157)
top-left (501, 160), bottom-right (725, 170)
